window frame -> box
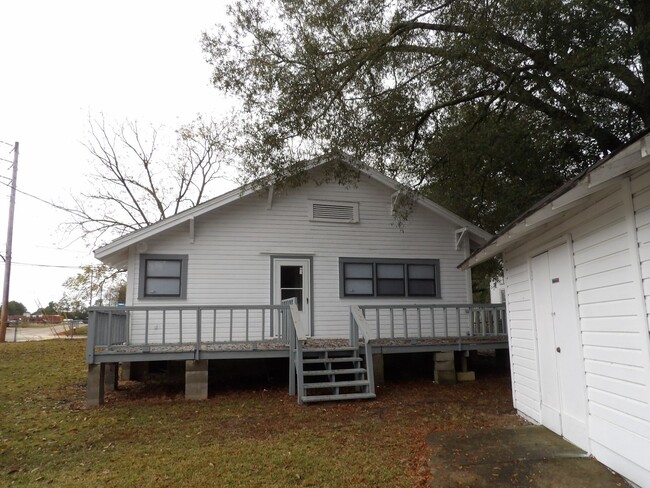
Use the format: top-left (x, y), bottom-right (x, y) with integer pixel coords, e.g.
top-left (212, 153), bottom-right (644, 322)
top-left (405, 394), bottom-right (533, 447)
top-left (138, 254), bottom-right (188, 299)
top-left (339, 258), bottom-right (440, 298)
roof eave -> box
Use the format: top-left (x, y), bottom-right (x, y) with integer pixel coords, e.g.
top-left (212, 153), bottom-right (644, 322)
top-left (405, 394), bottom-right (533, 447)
top-left (459, 129), bottom-right (650, 270)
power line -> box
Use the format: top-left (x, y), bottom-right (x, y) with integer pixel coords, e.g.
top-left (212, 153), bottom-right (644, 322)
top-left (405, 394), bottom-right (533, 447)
top-left (8, 261), bottom-right (83, 269)
top-left (0, 180), bottom-right (83, 217)
top-left (0, 141), bottom-right (14, 148)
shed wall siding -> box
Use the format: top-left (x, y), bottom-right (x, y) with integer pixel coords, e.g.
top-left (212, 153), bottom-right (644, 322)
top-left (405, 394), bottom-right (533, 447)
top-left (503, 181), bottom-right (650, 487)
top-left (502, 254), bottom-right (541, 423)
top-left (125, 173), bottom-right (472, 341)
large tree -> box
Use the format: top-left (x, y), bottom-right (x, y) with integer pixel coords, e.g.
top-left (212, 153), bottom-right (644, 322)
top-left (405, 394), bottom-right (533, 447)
top-left (67, 115), bottom-right (234, 246)
top-left (203, 0), bottom-right (650, 231)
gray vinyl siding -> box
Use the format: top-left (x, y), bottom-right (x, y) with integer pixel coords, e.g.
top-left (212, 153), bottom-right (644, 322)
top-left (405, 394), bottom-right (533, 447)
top-left (124, 171), bottom-right (472, 341)
top-left (502, 179), bottom-right (650, 486)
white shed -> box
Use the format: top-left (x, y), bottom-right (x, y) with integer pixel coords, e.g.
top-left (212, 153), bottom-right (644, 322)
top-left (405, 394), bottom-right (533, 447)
top-left (462, 130), bottom-right (650, 487)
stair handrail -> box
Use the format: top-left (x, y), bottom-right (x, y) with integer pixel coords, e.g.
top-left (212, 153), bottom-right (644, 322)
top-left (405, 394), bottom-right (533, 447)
top-left (350, 305), bottom-right (376, 395)
top-left (284, 298), bottom-right (306, 403)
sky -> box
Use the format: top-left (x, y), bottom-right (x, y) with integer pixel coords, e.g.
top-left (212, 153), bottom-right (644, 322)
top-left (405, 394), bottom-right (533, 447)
top-left (0, 1), bottom-right (237, 311)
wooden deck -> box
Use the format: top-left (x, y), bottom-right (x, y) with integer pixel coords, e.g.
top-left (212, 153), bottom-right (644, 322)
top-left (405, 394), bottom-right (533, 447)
top-left (92, 335), bottom-right (508, 363)
top-left (85, 302), bottom-right (508, 406)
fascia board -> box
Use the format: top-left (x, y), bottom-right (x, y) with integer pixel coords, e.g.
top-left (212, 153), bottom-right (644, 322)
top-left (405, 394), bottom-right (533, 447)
top-left (94, 184), bottom-right (257, 260)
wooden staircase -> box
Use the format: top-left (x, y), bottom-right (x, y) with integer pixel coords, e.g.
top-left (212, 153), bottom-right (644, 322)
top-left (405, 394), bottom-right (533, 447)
top-left (296, 346), bottom-right (376, 404)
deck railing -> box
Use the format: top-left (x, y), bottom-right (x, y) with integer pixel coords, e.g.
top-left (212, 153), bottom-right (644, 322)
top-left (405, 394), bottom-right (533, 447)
top-left (87, 304), bottom-right (291, 363)
top-left (284, 298), bottom-right (307, 401)
top-left (350, 305), bottom-right (376, 395)
top-left (358, 303), bottom-right (507, 341)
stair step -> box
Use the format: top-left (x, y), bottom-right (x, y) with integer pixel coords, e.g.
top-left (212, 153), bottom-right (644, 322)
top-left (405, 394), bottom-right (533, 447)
top-left (304, 379), bottom-right (369, 389)
top-left (303, 368), bottom-right (366, 376)
top-left (301, 392), bottom-right (376, 403)
top-left (303, 357), bottom-right (362, 364)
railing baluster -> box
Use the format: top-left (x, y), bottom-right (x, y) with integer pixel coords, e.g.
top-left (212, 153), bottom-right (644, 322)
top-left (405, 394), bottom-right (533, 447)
top-left (162, 310), bottom-right (166, 344)
top-left (403, 307), bottom-right (408, 338)
top-left (444, 307), bottom-right (449, 337)
top-left (390, 308), bottom-right (394, 338)
top-left (245, 309), bottom-right (249, 342)
top-left (179, 310), bottom-right (183, 344)
top-left (196, 308), bottom-right (202, 352)
top-left (417, 307), bottom-right (422, 338)
top-left (430, 307), bottom-right (435, 337)
top-left (107, 310), bottom-right (113, 345)
top-left (376, 308), bottom-right (380, 339)
top-left (213, 309), bottom-right (217, 342)
top-left (229, 309), bottom-right (233, 342)
top-left (456, 307), bottom-right (462, 339)
top-left (145, 310), bottom-right (149, 345)
top-left (262, 309), bottom-right (266, 341)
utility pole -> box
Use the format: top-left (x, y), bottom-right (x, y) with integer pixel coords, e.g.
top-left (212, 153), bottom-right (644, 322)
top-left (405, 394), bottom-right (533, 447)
top-left (1, 142), bottom-right (19, 342)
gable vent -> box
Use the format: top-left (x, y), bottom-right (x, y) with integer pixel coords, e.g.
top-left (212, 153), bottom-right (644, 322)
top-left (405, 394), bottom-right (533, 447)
top-left (311, 200), bottom-right (359, 223)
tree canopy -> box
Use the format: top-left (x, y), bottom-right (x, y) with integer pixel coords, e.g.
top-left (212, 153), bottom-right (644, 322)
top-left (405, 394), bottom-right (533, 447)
top-left (203, 0), bottom-right (650, 231)
top-left (1, 301), bottom-right (27, 316)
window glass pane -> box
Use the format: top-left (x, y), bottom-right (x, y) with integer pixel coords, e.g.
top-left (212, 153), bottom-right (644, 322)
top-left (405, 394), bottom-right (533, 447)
top-left (147, 260), bottom-right (181, 277)
top-left (377, 264), bottom-right (404, 279)
top-left (281, 289), bottom-right (303, 310)
top-left (146, 278), bottom-right (181, 296)
top-left (280, 266), bottom-right (303, 288)
top-left (408, 280), bottom-right (435, 296)
top-left (345, 279), bottom-right (373, 295)
top-left (408, 264), bottom-right (434, 279)
top-left (344, 263), bottom-right (373, 279)
top-left (377, 279), bottom-right (405, 296)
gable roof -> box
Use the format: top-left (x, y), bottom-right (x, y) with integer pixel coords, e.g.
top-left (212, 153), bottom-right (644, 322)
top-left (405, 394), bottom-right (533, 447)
top-left (460, 128), bottom-right (650, 270)
top-left (94, 157), bottom-right (492, 267)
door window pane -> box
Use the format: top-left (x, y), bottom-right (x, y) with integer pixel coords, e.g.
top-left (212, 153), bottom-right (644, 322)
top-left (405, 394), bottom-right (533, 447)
top-left (281, 266), bottom-right (303, 288)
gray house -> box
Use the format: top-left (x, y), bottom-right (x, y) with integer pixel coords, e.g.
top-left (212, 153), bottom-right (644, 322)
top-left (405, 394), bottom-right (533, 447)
top-left (87, 158), bottom-right (506, 406)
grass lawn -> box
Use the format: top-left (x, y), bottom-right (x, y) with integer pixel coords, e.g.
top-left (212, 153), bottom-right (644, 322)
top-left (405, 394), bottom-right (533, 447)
top-left (0, 340), bottom-right (523, 487)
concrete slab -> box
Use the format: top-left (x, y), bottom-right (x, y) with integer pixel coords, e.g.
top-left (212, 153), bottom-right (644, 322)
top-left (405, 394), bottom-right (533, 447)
top-left (428, 425), bottom-right (628, 487)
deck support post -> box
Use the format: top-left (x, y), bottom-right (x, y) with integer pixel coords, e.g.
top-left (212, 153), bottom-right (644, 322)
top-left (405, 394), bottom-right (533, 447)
top-left (185, 360), bottom-right (209, 401)
top-left (496, 348), bottom-right (510, 372)
top-left (86, 363), bottom-right (105, 407)
top-left (104, 363), bottom-right (119, 391)
top-left (128, 362), bottom-right (149, 381)
top-left (121, 362), bottom-right (132, 381)
top-left (168, 360), bottom-right (185, 386)
top-left (434, 351), bottom-right (457, 384)
top-left (372, 352), bottom-right (385, 386)
top-left (456, 351), bottom-right (475, 382)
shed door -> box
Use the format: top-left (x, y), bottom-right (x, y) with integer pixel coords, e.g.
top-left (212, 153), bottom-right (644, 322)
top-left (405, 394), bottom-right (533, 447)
top-left (273, 258), bottom-right (311, 336)
top-left (531, 243), bottom-right (589, 451)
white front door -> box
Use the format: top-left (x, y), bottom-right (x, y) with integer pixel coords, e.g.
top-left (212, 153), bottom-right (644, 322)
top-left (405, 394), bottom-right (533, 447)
top-left (531, 243), bottom-right (589, 451)
top-left (273, 258), bottom-right (311, 336)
